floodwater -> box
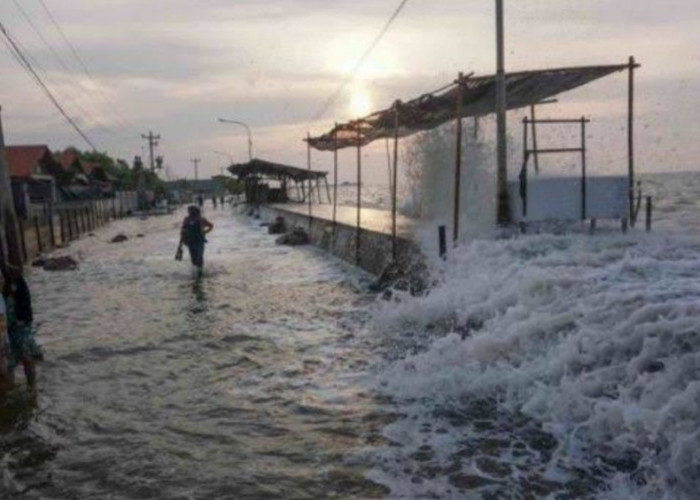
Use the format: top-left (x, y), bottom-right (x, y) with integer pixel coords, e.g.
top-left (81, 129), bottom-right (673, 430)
top-left (0, 207), bottom-right (389, 499)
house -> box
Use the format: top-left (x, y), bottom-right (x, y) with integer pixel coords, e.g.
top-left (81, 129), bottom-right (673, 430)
top-left (55, 148), bottom-right (115, 200)
top-left (4, 145), bottom-right (60, 219)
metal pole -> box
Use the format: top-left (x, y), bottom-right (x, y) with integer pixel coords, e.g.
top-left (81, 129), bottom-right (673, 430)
top-left (628, 56), bottom-right (636, 226)
top-left (495, 0), bottom-right (510, 225)
top-left (356, 125), bottom-right (362, 266)
top-left (454, 75), bottom-right (464, 243)
top-left (392, 102), bottom-right (400, 261)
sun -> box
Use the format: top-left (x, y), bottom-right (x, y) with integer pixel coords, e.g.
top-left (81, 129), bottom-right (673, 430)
top-left (349, 86), bottom-right (372, 118)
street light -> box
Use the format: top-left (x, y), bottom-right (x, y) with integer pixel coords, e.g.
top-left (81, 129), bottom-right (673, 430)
top-left (217, 118), bottom-right (253, 161)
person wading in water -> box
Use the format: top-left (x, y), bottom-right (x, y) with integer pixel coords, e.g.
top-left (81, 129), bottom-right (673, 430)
top-left (177, 206), bottom-right (213, 272)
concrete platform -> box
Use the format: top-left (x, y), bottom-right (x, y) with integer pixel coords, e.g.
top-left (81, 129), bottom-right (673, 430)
top-left (269, 203), bottom-right (417, 239)
top-left (260, 203), bottom-right (421, 276)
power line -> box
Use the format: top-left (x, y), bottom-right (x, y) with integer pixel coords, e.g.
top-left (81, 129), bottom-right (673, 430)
top-left (311, 0), bottom-right (410, 121)
top-left (10, 0), bottom-right (117, 136)
top-left (0, 23), bottom-right (98, 150)
top-left (36, 0), bottom-right (131, 130)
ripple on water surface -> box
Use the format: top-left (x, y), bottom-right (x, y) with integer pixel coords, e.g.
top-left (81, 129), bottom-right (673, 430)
top-left (0, 209), bottom-right (390, 499)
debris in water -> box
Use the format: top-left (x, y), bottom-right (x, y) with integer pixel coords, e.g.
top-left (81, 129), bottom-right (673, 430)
top-left (276, 227), bottom-right (309, 246)
top-left (110, 234), bottom-right (129, 243)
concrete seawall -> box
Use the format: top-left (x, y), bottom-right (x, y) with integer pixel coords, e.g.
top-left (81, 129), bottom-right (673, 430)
top-left (259, 205), bottom-right (422, 277)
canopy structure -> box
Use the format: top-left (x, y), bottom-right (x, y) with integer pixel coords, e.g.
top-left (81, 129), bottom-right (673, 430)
top-left (228, 158), bottom-right (327, 182)
top-left (303, 59), bottom-right (639, 268)
top-left (307, 63), bottom-right (632, 151)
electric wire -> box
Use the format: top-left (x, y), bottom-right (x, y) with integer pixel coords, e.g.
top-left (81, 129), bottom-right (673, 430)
top-left (311, 0), bottom-right (410, 121)
top-left (10, 0), bottom-right (122, 139)
top-left (36, 0), bottom-right (131, 131)
top-left (0, 23), bottom-right (98, 150)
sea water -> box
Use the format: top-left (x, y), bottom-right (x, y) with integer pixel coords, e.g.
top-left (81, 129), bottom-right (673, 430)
top-left (1, 172), bottom-right (698, 499)
top-left (366, 172), bottom-right (700, 499)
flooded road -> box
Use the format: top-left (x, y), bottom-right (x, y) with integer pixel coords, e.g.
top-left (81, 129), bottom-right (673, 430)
top-left (1, 207), bottom-right (389, 499)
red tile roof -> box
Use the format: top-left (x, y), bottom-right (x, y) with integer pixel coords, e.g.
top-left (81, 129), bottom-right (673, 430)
top-left (4, 145), bottom-right (52, 178)
top-left (57, 149), bottom-right (82, 172)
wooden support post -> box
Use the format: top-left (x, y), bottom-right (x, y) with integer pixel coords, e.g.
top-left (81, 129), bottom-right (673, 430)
top-left (522, 118), bottom-right (529, 218)
top-left (392, 102), bottom-right (400, 261)
top-left (438, 225), bottom-right (447, 260)
top-left (454, 74), bottom-right (464, 244)
top-left (34, 216), bottom-right (43, 254)
top-left (530, 105), bottom-right (540, 174)
top-left (0, 107), bottom-right (23, 268)
top-left (628, 56), bottom-right (636, 227)
top-left (59, 212), bottom-right (65, 245)
top-left (316, 178), bottom-right (322, 204)
top-left (48, 209), bottom-right (56, 248)
top-left (356, 125), bottom-right (362, 266)
top-left (332, 126), bottom-right (339, 248)
top-left (17, 218), bottom-right (26, 261)
top-left (66, 211), bottom-right (73, 240)
top-left (581, 117), bottom-right (587, 221)
top-left (646, 196), bottom-right (652, 232)
top-left (324, 177), bottom-right (331, 204)
top-left (495, 0), bottom-right (510, 225)
top-left (307, 132), bottom-right (312, 230)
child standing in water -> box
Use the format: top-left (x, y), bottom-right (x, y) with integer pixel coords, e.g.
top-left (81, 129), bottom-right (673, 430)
top-left (1, 264), bottom-right (41, 391)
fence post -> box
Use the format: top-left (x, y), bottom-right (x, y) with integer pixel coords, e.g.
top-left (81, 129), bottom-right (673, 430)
top-left (18, 218), bottom-right (27, 261)
top-left (34, 216), bottom-right (43, 254)
top-left (48, 213), bottom-right (56, 248)
top-left (438, 225), bottom-right (447, 260)
top-left (646, 196), bottom-right (653, 232)
top-left (71, 209), bottom-right (78, 238)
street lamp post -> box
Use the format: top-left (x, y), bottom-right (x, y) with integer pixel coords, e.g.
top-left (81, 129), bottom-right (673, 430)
top-left (218, 118), bottom-right (253, 161)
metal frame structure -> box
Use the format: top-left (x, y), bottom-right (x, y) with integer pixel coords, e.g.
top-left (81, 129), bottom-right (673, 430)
top-left (519, 116), bottom-right (590, 220)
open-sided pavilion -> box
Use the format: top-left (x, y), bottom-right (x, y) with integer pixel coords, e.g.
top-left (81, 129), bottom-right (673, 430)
top-left (228, 158), bottom-right (330, 204)
top-left (305, 58), bottom-right (640, 264)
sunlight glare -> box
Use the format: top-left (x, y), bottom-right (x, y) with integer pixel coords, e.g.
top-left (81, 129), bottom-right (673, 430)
top-left (349, 86), bottom-right (372, 118)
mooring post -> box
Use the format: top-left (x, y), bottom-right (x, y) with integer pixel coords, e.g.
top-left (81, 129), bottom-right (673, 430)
top-left (646, 196), bottom-right (652, 232)
top-left (438, 225), bottom-right (447, 260)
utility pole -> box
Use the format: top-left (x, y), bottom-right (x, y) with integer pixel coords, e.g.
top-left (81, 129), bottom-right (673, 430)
top-left (191, 158), bottom-right (201, 181)
top-left (141, 131), bottom-right (161, 172)
top-left (495, 0), bottom-right (510, 225)
top-left (0, 106), bottom-right (23, 268)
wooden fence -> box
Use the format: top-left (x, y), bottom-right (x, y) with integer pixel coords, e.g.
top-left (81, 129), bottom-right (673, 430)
top-left (17, 198), bottom-right (130, 262)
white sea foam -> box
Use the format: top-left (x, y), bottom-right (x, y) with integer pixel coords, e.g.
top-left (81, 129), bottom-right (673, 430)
top-left (369, 172), bottom-right (700, 498)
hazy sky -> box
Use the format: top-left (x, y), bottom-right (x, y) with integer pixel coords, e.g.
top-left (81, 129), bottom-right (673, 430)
top-left (0, 0), bottom-right (698, 182)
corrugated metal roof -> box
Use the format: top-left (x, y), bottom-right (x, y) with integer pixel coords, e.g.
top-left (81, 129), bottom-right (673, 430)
top-left (307, 63), bottom-right (632, 151)
top-left (228, 158), bottom-right (328, 181)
